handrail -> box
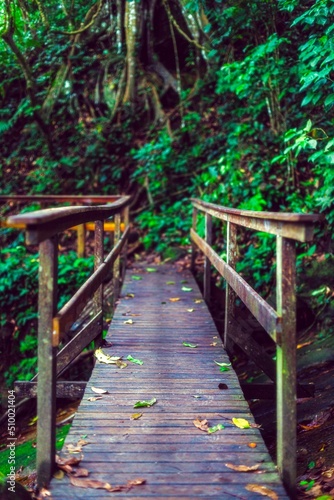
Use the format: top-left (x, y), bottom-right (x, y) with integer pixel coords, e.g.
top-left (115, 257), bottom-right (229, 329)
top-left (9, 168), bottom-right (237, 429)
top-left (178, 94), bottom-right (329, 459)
top-left (190, 198), bottom-right (323, 497)
top-left (6, 195), bottom-right (131, 488)
top-left (0, 194), bottom-right (123, 203)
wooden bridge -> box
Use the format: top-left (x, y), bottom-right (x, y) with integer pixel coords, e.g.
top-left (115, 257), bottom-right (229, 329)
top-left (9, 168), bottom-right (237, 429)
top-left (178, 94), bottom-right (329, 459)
top-left (2, 195), bottom-right (323, 498)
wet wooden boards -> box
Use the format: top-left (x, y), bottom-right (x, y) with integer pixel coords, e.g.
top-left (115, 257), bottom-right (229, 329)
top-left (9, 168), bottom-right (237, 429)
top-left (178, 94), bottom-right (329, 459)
top-left (49, 264), bottom-right (289, 499)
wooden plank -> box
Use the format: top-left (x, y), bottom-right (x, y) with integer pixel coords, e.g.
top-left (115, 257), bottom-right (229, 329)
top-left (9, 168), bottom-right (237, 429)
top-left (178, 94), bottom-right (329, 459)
top-left (49, 264), bottom-right (289, 499)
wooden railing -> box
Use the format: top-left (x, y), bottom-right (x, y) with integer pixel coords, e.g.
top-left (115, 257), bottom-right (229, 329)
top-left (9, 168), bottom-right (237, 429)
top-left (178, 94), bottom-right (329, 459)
top-left (5, 196), bottom-right (131, 488)
top-left (190, 198), bottom-right (323, 496)
top-left (0, 195), bottom-right (125, 257)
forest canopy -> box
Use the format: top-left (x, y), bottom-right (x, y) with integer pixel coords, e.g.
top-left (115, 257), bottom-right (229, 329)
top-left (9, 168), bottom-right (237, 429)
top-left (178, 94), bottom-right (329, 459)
top-left (0, 0), bottom-right (333, 252)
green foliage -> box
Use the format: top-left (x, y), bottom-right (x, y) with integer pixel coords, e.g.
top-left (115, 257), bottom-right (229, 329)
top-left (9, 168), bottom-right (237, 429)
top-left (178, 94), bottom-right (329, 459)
top-left (0, 239), bottom-right (94, 387)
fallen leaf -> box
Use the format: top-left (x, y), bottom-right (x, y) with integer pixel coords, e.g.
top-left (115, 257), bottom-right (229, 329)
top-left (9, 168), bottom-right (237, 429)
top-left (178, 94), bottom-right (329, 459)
top-left (169, 297), bottom-right (180, 302)
top-left (146, 267), bottom-right (157, 272)
top-left (66, 444), bottom-right (84, 453)
top-left (91, 387), bottom-right (109, 394)
top-left (208, 424), bottom-right (225, 433)
top-left (245, 484), bottom-right (278, 499)
top-left (131, 275), bottom-right (142, 280)
top-left (53, 469), bottom-right (65, 479)
top-left (56, 455), bottom-right (82, 467)
top-left (194, 299), bottom-right (203, 303)
top-left (297, 341), bottom-right (313, 349)
top-left (127, 354), bottom-right (144, 365)
top-left (248, 442), bottom-right (257, 448)
top-left (77, 439), bottom-right (89, 447)
top-left (193, 417), bottom-right (209, 432)
top-left (299, 411), bottom-right (331, 431)
top-left (182, 286), bottom-right (193, 292)
top-left (95, 348), bottom-right (122, 364)
top-left (72, 468), bottom-right (89, 477)
top-left (131, 413), bottom-right (143, 420)
top-left (134, 398), bottom-right (157, 408)
top-left (187, 308), bottom-right (195, 312)
top-left (210, 342), bottom-right (217, 346)
top-left (69, 476), bottom-right (113, 490)
top-left (182, 342), bottom-right (198, 348)
top-left (39, 488), bottom-right (52, 497)
top-left (166, 281), bottom-right (175, 285)
top-left (180, 280), bottom-right (188, 284)
top-left (232, 417), bottom-right (251, 429)
top-left (87, 397), bottom-right (103, 402)
top-left (116, 360), bottom-right (128, 369)
top-left (124, 319), bottom-right (134, 324)
top-left (126, 293), bottom-right (135, 298)
top-left (225, 463), bottom-right (260, 472)
top-left (192, 395), bottom-right (201, 398)
top-left (214, 361), bottom-right (231, 367)
top-left (219, 366), bottom-right (230, 372)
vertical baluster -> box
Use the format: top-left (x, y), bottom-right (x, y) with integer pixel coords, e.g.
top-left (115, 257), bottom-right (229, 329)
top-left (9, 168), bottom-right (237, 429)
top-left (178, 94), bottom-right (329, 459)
top-left (36, 236), bottom-right (58, 488)
top-left (113, 212), bottom-right (121, 307)
top-left (203, 213), bottom-right (212, 303)
top-left (224, 221), bottom-right (238, 352)
top-left (77, 224), bottom-right (86, 258)
top-left (276, 236), bottom-right (296, 496)
top-left (94, 220), bottom-right (104, 340)
top-left (191, 207), bottom-right (198, 273)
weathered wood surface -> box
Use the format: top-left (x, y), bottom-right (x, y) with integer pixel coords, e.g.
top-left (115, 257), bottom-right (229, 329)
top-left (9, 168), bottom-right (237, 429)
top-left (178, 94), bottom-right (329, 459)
top-left (50, 264), bottom-right (289, 499)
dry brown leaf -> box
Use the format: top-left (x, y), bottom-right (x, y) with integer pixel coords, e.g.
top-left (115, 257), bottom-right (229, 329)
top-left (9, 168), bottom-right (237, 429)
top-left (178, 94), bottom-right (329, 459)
top-left (245, 484), bottom-right (278, 499)
top-left (225, 463), bottom-right (260, 472)
top-left (56, 454), bottom-right (82, 467)
top-left (193, 417), bottom-right (209, 432)
top-left (169, 297), bottom-right (180, 302)
top-left (39, 488), bottom-right (52, 497)
top-left (116, 360), bottom-right (128, 369)
top-left (299, 411), bottom-right (331, 431)
top-left (210, 342), bottom-right (217, 346)
top-left (87, 396), bottom-right (103, 402)
top-left (91, 387), bottom-right (109, 394)
top-left (66, 444), bottom-right (83, 453)
top-left (72, 468), bottom-right (89, 477)
top-left (69, 476), bottom-right (112, 490)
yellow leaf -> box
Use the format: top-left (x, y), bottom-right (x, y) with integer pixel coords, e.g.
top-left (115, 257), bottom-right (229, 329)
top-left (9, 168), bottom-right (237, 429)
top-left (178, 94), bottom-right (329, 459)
top-left (232, 417), bottom-right (251, 429)
top-left (53, 469), bottom-right (64, 480)
top-left (194, 299), bottom-right (203, 303)
top-left (225, 463), bottom-right (260, 472)
top-left (245, 484), bottom-right (278, 499)
top-left (187, 308), bottom-right (194, 312)
top-left (131, 413), bottom-right (143, 420)
top-left (126, 293), bottom-right (135, 298)
top-left (169, 297), bottom-right (180, 302)
top-left (116, 360), bottom-right (127, 369)
top-left (248, 442), bottom-right (257, 448)
top-left (210, 342), bottom-right (217, 346)
top-left (124, 319), bottom-right (134, 324)
top-left (95, 348), bottom-right (121, 364)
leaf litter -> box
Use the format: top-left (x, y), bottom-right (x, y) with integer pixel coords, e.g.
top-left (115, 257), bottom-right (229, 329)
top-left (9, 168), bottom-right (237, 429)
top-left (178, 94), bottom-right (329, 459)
top-left (193, 417), bottom-right (224, 433)
top-left (95, 348), bottom-right (122, 364)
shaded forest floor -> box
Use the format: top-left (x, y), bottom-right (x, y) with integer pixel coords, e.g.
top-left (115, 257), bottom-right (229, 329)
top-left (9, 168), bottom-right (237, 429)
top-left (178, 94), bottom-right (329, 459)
top-left (0, 252), bottom-right (333, 499)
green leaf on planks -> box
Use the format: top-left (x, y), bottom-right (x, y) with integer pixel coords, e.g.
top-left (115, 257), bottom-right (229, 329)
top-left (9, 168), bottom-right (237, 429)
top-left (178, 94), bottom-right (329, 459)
top-left (134, 398), bottom-right (157, 408)
top-left (214, 361), bottom-right (231, 367)
top-left (182, 286), bottom-right (193, 292)
top-left (219, 366), bottom-right (230, 372)
top-left (207, 424), bottom-right (225, 434)
top-left (127, 354), bottom-right (144, 365)
top-left (146, 267), bottom-right (157, 272)
top-left (131, 275), bottom-right (142, 280)
top-left (182, 342), bottom-right (198, 348)
top-left (232, 417), bottom-right (251, 429)
top-left (166, 281), bottom-right (175, 285)
top-left (180, 280), bottom-right (188, 284)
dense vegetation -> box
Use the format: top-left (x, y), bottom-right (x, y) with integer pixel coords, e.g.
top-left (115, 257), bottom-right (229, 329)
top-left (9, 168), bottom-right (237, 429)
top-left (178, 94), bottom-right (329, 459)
top-left (1, 1), bottom-right (333, 388)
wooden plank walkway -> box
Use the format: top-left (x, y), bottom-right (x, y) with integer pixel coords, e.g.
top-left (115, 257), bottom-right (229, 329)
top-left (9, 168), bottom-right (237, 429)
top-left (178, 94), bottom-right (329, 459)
top-left (50, 263), bottom-right (289, 499)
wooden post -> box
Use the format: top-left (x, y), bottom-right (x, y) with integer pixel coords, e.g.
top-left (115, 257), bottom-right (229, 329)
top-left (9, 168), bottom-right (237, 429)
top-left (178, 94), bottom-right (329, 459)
top-left (36, 236), bottom-right (58, 488)
top-left (191, 207), bottom-right (198, 273)
top-left (203, 213), bottom-right (212, 303)
top-left (276, 235), bottom-right (296, 496)
top-left (77, 224), bottom-right (86, 258)
top-left (94, 220), bottom-right (104, 340)
top-left (121, 205), bottom-right (130, 280)
top-left (224, 222), bottom-right (238, 352)
top-left (113, 212), bottom-right (121, 307)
